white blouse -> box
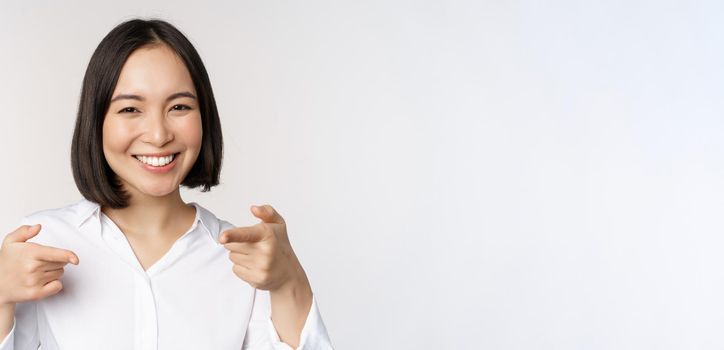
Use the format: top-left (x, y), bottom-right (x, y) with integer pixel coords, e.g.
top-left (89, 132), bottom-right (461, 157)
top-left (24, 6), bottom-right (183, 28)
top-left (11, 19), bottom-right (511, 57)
top-left (0, 199), bottom-right (333, 350)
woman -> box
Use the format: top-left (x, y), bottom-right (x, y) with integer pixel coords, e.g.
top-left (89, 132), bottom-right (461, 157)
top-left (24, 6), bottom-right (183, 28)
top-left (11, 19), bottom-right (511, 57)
top-left (0, 18), bottom-right (332, 349)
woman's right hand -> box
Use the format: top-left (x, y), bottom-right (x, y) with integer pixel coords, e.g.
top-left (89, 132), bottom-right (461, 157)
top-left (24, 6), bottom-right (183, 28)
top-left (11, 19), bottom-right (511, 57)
top-left (0, 224), bottom-right (79, 305)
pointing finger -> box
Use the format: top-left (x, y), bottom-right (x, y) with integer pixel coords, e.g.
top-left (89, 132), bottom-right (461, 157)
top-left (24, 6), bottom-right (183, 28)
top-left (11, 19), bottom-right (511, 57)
top-left (31, 244), bottom-right (79, 265)
top-left (219, 226), bottom-right (266, 244)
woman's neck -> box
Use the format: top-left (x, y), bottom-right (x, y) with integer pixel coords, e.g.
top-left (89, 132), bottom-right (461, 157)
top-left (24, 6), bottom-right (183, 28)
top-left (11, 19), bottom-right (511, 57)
top-left (101, 187), bottom-right (195, 238)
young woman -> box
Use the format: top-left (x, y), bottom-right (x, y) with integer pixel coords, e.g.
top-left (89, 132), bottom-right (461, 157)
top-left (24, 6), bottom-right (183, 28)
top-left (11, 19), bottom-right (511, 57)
top-left (0, 19), bottom-right (332, 350)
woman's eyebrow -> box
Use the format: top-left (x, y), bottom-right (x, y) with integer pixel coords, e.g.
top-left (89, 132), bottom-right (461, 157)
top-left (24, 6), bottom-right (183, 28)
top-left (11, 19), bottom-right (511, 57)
top-left (166, 91), bottom-right (197, 102)
top-left (110, 94), bottom-right (144, 103)
top-left (110, 91), bottom-right (197, 103)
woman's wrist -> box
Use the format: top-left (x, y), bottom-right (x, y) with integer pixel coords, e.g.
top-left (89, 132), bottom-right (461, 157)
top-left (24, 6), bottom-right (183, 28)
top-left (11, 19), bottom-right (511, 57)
top-left (271, 259), bottom-right (311, 296)
top-left (0, 300), bottom-right (15, 342)
top-left (269, 262), bottom-right (313, 314)
top-left (0, 301), bottom-right (15, 318)
top-left (0, 289), bottom-right (12, 307)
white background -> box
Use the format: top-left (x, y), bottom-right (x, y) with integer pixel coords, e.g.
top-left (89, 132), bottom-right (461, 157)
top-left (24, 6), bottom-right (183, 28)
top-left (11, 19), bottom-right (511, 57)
top-left (1, 1), bottom-right (723, 349)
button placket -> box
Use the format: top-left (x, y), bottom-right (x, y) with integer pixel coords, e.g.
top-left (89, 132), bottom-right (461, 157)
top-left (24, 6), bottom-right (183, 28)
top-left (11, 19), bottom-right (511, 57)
top-left (134, 274), bottom-right (158, 350)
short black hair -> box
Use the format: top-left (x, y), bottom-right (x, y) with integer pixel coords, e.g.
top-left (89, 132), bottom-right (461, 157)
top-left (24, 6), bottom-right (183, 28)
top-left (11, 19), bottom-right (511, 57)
top-left (71, 18), bottom-right (223, 209)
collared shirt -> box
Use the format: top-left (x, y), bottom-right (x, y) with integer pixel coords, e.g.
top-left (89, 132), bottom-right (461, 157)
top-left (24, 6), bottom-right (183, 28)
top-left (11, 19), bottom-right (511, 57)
top-left (0, 199), bottom-right (333, 350)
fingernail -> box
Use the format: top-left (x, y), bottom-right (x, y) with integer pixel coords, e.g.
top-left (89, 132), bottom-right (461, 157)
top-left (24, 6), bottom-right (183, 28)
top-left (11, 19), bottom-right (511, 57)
top-left (70, 256), bottom-right (78, 265)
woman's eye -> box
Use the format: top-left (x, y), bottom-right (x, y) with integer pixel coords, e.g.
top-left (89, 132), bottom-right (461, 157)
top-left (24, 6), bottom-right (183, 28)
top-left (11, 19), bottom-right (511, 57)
top-left (118, 107), bottom-right (139, 113)
top-left (171, 104), bottom-right (191, 111)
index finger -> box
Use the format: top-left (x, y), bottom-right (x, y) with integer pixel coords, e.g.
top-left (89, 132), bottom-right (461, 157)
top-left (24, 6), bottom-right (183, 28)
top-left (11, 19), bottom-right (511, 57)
top-left (29, 243), bottom-right (79, 265)
top-left (219, 226), bottom-right (266, 244)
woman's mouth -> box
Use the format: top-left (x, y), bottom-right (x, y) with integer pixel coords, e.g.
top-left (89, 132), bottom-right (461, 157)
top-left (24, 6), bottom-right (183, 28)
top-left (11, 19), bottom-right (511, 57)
top-left (132, 152), bottom-right (180, 173)
top-left (133, 153), bottom-right (178, 167)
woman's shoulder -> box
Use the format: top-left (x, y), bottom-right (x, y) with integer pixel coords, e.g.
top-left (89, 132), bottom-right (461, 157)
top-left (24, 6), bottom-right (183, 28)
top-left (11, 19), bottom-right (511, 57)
top-left (17, 199), bottom-right (99, 246)
top-left (187, 202), bottom-right (236, 239)
top-left (21, 198), bottom-right (99, 227)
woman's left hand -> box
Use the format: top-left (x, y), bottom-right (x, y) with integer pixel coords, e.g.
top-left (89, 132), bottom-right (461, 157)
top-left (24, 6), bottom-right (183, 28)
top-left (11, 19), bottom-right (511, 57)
top-left (221, 205), bottom-right (313, 347)
top-left (219, 205), bottom-right (306, 291)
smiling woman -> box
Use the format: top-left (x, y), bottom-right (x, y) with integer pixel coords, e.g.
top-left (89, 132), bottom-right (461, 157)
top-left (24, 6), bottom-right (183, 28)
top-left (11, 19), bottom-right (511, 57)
top-left (101, 45), bottom-right (204, 202)
top-left (0, 18), bottom-right (333, 350)
top-left (71, 20), bottom-right (222, 209)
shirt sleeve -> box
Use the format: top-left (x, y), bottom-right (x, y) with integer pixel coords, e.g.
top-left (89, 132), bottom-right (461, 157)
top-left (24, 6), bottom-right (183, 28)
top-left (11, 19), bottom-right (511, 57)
top-left (242, 290), bottom-right (333, 350)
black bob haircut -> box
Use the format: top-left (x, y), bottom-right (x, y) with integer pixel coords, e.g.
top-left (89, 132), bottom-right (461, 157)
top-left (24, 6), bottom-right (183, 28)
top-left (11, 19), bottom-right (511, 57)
top-left (71, 18), bottom-right (223, 209)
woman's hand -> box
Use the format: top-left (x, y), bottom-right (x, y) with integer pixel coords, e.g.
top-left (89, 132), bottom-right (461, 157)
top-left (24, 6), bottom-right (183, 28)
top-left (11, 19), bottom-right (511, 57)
top-left (220, 205), bottom-right (314, 347)
top-left (219, 205), bottom-right (306, 291)
top-left (0, 224), bottom-right (79, 305)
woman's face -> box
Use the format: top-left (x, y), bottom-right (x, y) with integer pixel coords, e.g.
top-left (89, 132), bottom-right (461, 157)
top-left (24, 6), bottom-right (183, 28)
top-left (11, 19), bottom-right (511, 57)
top-left (103, 44), bottom-right (202, 201)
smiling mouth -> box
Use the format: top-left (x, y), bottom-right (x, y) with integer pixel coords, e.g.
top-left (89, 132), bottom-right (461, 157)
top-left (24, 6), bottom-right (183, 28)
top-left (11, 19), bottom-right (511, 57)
top-left (133, 153), bottom-right (180, 167)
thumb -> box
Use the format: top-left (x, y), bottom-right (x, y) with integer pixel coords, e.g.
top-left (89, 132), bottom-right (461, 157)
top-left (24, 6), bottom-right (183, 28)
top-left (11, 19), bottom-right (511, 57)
top-left (251, 205), bottom-right (267, 219)
top-left (3, 224), bottom-right (41, 245)
top-left (251, 204), bottom-right (285, 224)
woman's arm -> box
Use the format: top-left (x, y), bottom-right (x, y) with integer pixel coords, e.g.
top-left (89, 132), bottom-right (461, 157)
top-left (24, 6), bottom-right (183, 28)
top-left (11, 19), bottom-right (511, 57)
top-left (269, 263), bottom-right (313, 347)
top-left (221, 205), bottom-right (333, 348)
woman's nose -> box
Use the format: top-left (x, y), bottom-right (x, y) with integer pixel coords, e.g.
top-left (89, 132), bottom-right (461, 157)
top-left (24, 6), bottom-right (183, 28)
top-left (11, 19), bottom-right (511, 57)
top-left (141, 112), bottom-right (174, 147)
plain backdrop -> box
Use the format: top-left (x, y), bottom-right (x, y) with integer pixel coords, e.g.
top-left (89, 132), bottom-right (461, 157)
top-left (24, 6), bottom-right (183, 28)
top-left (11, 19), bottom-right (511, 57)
top-left (1, 1), bottom-right (723, 349)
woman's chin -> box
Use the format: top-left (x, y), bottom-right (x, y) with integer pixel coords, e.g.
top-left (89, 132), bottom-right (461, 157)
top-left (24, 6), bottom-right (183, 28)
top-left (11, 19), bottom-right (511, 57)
top-left (136, 183), bottom-right (180, 198)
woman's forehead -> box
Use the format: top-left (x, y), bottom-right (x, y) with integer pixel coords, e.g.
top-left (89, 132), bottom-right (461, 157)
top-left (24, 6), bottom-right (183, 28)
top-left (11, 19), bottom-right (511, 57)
top-left (112, 44), bottom-right (196, 100)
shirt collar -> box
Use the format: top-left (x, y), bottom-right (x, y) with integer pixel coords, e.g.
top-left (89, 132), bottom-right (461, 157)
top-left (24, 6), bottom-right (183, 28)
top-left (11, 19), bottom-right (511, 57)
top-left (74, 198), bottom-right (221, 243)
top-left (75, 198), bottom-right (101, 227)
top-left (188, 202), bottom-right (221, 243)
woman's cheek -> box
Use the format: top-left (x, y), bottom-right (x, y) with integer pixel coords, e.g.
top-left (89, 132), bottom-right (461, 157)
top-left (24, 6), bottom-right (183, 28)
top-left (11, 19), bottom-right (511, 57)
top-left (102, 118), bottom-right (127, 154)
top-left (180, 114), bottom-right (203, 153)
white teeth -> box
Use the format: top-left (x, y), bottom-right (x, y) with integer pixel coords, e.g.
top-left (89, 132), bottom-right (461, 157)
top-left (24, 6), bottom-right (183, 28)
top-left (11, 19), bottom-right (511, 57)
top-left (135, 154), bottom-right (175, 167)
